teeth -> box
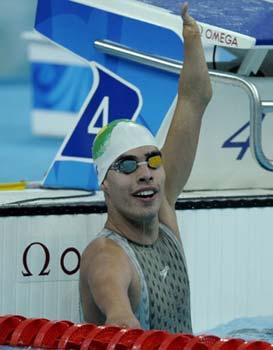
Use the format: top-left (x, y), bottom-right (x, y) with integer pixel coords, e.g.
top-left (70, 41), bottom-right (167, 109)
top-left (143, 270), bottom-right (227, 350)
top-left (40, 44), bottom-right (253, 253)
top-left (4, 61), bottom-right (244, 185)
top-left (137, 190), bottom-right (154, 196)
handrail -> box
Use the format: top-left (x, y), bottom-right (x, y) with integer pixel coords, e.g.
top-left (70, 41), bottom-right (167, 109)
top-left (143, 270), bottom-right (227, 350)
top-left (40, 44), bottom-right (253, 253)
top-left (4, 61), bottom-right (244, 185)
top-left (261, 101), bottom-right (273, 113)
top-left (94, 39), bottom-right (273, 171)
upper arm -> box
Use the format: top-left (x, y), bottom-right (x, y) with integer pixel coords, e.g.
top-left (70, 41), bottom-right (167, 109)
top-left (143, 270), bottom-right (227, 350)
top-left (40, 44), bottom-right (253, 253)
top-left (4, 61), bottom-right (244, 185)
top-left (158, 197), bottom-right (181, 242)
top-left (158, 99), bottom-right (205, 236)
top-left (161, 98), bottom-right (204, 207)
top-left (80, 238), bottom-right (140, 327)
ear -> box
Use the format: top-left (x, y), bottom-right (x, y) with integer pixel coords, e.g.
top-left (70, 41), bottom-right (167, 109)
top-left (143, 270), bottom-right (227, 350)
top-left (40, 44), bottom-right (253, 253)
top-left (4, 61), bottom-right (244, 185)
top-left (101, 180), bottom-right (109, 195)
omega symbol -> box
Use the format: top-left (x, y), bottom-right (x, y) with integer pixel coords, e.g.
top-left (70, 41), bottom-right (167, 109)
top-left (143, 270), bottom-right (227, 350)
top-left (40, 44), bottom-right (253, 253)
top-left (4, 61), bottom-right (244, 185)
top-left (22, 242), bottom-right (81, 277)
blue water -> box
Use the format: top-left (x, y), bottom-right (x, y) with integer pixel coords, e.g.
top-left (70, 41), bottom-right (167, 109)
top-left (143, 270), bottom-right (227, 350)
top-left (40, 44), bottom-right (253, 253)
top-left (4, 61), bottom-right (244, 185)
top-left (0, 83), bottom-right (62, 183)
top-left (205, 316), bottom-right (273, 342)
top-left (137, 0), bottom-right (273, 45)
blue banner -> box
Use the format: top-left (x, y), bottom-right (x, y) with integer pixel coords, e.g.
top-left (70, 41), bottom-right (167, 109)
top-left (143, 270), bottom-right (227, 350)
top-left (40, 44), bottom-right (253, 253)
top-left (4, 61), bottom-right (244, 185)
top-left (35, 0), bottom-right (183, 190)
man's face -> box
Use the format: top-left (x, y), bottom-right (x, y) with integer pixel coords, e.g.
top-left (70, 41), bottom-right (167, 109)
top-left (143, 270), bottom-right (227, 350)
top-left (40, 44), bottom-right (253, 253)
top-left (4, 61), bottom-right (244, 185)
top-left (102, 145), bottom-right (165, 223)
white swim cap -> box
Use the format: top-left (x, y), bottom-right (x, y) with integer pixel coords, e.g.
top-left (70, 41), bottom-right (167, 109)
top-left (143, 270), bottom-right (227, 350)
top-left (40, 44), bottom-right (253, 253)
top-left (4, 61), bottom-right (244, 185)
top-left (92, 119), bottom-right (158, 185)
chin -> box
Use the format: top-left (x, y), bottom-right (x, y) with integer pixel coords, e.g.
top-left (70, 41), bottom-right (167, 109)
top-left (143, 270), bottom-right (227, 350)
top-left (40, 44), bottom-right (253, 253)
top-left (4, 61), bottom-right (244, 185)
top-left (130, 207), bottom-right (159, 223)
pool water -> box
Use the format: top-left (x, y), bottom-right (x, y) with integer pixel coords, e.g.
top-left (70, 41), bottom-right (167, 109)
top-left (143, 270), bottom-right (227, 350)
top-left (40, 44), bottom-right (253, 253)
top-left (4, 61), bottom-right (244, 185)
top-left (206, 316), bottom-right (273, 342)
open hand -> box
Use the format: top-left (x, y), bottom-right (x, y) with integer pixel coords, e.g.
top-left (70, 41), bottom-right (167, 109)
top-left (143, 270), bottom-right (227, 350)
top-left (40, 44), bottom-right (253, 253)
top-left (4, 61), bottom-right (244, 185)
top-left (181, 2), bottom-right (200, 37)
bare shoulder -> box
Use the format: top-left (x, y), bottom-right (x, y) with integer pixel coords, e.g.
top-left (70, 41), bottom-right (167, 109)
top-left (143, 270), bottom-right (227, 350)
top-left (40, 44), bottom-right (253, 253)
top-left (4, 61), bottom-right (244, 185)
top-left (81, 236), bottom-right (132, 275)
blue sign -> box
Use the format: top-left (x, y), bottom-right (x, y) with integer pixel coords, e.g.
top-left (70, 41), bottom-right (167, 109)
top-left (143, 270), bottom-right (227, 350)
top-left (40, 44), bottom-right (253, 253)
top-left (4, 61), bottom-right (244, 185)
top-left (32, 63), bottom-right (93, 113)
top-left (35, 0), bottom-right (183, 190)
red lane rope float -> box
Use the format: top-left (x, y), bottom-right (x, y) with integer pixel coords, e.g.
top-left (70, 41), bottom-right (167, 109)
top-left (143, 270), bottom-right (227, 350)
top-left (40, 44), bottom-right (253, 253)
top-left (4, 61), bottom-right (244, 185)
top-left (132, 330), bottom-right (170, 350)
top-left (107, 328), bottom-right (145, 350)
top-left (9, 318), bottom-right (49, 346)
top-left (0, 315), bottom-right (22, 321)
top-left (32, 320), bottom-right (73, 348)
top-left (158, 333), bottom-right (191, 350)
top-left (183, 337), bottom-right (210, 350)
top-left (58, 323), bottom-right (97, 349)
top-left (80, 325), bottom-right (122, 350)
top-left (198, 336), bottom-right (221, 347)
top-left (237, 341), bottom-right (273, 350)
top-left (1, 315), bottom-right (273, 350)
top-left (211, 338), bottom-right (245, 350)
top-left (158, 334), bottom-right (191, 350)
top-left (0, 315), bottom-right (26, 345)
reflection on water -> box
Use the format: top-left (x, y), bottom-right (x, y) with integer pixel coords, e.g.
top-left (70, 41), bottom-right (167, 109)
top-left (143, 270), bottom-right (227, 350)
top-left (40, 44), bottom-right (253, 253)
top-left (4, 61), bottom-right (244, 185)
top-left (225, 328), bottom-right (273, 342)
top-left (206, 316), bottom-right (273, 342)
top-left (136, 0), bottom-right (273, 40)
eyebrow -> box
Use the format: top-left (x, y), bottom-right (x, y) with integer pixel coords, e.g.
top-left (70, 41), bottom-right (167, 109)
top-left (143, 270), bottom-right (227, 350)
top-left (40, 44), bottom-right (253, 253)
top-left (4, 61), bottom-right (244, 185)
top-left (145, 150), bottom-right (161, 158)
top-left (116, 150), bottom-right (161, 162)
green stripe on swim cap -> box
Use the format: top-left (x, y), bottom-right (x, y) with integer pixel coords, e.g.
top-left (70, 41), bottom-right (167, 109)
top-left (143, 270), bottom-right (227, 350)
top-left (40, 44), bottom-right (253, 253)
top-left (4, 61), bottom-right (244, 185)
top-left (92, 119), bottom-right (131, 160)
top-left (93, 119), bottom-right (158, 185)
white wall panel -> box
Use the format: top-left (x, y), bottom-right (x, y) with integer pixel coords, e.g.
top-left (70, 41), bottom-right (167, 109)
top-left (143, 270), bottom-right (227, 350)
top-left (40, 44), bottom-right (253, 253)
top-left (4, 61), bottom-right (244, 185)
top-left (0, 213), bottom-right (106, 322)
top-left (180, 208), bottom-right (273, 333)
top-left (0, 207), bottom-right (273, 334)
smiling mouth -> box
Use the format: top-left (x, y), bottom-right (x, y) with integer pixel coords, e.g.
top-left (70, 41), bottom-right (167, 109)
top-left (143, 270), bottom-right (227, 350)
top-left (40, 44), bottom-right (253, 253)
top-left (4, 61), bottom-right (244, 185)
top-left (133, 190), bottom-right (158, 199)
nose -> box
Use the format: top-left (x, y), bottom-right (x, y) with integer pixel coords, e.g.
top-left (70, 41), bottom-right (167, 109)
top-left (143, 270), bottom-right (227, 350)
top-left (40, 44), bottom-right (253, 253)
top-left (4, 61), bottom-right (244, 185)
top-left (137, 163), bottom-right (153, 183)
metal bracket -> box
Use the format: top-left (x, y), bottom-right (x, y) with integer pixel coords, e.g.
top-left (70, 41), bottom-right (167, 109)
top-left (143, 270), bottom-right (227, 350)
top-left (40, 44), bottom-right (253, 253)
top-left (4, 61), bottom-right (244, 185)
top-left (94, 39), bottom-right (273, 171)
top-left (238, 48), bottom-right (269, 76)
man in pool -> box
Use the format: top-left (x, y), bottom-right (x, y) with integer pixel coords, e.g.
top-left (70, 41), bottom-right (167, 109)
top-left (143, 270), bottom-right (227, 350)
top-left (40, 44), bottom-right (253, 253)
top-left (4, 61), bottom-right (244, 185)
top-left (80, 3), bottom-right (212, 332)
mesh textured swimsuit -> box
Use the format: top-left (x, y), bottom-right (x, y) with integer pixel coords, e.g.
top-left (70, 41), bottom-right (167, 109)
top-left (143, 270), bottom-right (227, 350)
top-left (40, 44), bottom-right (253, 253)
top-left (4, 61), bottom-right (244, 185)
top-left (93, 223), bottom-right (192, 333)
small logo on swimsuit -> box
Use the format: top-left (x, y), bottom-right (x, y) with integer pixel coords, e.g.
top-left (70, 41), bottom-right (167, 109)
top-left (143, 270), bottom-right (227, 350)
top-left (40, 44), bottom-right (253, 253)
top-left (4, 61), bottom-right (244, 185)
top-left (159, 266), bottom-right (169, 281)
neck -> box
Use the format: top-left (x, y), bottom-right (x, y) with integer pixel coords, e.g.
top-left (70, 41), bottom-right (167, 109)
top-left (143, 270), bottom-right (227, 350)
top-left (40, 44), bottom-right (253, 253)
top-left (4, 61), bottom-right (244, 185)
top-left (105, 213), bottom-right (159, 245)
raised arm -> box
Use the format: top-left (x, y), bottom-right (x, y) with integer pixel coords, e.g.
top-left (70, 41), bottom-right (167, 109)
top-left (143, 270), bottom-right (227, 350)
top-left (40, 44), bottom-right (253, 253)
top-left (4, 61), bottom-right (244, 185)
top-left (161, 3), bottom-right (212, 208)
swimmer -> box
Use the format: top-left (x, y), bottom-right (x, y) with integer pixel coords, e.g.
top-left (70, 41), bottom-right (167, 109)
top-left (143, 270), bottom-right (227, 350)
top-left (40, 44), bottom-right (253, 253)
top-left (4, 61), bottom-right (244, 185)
top-left (80, 3), bottom-right (212, 332)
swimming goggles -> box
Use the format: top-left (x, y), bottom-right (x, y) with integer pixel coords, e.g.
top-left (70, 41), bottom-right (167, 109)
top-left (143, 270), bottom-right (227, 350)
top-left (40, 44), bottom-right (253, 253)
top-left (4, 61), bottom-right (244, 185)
top-left (109, 151), bottom-right (162, 174)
